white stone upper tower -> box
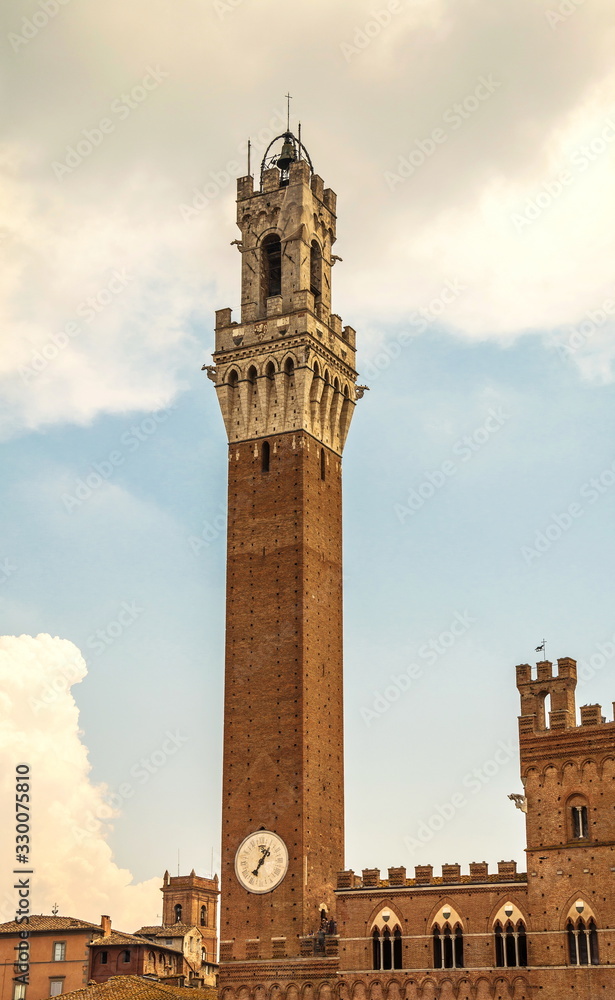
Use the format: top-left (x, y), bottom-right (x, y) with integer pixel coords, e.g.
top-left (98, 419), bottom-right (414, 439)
top-left (206, 129), bottom-right (360, 454)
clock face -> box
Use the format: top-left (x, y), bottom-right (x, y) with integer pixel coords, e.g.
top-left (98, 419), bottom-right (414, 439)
top-left (234, 830), bottom-right (289, 894)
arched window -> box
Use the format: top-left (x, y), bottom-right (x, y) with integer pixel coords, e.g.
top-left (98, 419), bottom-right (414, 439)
top-left (381, 926), bottom-right (392, 970)
top-left (371, 911), bottom-right (403, 971)
top-left (174, 904), bottom-right (182, 923)
top-left (284, 356), bottom-right (294, 376)
top-left (320, 448), bottom-right (326, 481)
top-left (495, 920), bottom-right (527, 967)
top-left (372, 928), bottom-right (381, 971)
top-left (228, 369), bottom-right (239, 388)
top-left (310, 240), bottom-right (322, 300)
top-left (262, 234), bottom-right (282, 299)
top-left (568, 917), bottom-right (599, 965)
top-left (200, 905), bottom-right (207, 927)
top-left (247, 365), bottom-right (257, 384)
top-left (433, 923), bottom-right (463, 969)
top-left (262, 441), bottom-right (270, 473)
top-left (393, 926), bottom-right (403, 969)
top-left (265, 361), bottom-right (275, 380)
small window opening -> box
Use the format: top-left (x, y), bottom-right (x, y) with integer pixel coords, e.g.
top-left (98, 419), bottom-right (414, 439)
top-left (122, 951), bottom-right (130, 963)
top-left (174, 904), bottom-right (182, 923)
top-left (320, 448), bottom-right (326, 481)
top-left (200, 905), bottom-right (207, 926)
top-left (262, 441), bottom-right (270, 473)
top-left (310, 240), bottom-right (322, 300)
top-left (262, 234), bottom-right (281, 299)
top-left (572, 805), bottom-right (589, 838)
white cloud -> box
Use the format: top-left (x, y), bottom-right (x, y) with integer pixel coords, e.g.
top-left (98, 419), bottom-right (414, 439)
top-left (0, 634), bottom-right (160, 929)
top-left (1, 0), bottom-right (615, 437)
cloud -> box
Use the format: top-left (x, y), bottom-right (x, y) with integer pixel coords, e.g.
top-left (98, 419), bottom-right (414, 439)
top-left (2, 0), bottom-right (615, 438)
top-left (0, 634), bottom-right (160, 929)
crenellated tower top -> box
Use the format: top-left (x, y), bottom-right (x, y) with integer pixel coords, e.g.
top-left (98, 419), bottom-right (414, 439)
top-left (207, 129), bottom-right (361, 455)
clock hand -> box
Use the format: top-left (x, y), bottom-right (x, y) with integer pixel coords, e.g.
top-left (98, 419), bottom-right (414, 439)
top-left (251, 846), bottom-right (271, 877)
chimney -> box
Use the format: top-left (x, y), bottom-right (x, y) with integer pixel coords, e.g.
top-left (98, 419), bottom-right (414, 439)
top-left (101, 915), bottom-right (111, 937)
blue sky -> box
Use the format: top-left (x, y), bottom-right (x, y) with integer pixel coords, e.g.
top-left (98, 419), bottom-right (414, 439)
top-left (1, 0), bottom-right (614, 930)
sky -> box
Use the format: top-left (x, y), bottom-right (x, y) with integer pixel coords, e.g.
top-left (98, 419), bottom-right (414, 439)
top-left (1, 0), bottom-right (615, 934)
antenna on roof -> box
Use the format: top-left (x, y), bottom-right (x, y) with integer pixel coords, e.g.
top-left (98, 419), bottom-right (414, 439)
top-left (285, 92), bottom-right (292, 131)
top-left (247, 139), bottom-right (251, 177)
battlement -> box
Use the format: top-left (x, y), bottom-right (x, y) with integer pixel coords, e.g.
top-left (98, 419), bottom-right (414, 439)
top-left (516, 656), bottom-right (615, 737)
top-left (516, 657), bottom-right (577, 733)
top-left (335, 860), bottom-right (525, 891)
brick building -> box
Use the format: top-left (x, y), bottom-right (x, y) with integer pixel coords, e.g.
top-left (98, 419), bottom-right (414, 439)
top-left (88, 916), bottom-right (187, 985)
top-left (0, 872), bottom-right (219, 1000)
top-left (207, 125), bottom-right (615, 999)
top-left (0, 916), bottom-right (103, 1000)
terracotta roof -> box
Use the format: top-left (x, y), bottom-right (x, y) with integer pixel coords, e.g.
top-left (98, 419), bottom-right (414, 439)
top-left (134, 926), bottom-right (198, 938)
top-left (90, 932), bottom-right (182, 954)
top-left (0, 915), bottom-right (102, 934)
top-left (61, 976), bottom-right (216, 1000)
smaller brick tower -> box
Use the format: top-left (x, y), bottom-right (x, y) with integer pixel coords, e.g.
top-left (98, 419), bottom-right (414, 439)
top-left (161, 870), bottom-right (219, 960)
top-left (516, 657), bottom-right (615, 996)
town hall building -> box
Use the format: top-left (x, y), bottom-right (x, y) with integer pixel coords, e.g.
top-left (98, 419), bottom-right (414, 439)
top-left (206, 124), bottom-right (615, 1000)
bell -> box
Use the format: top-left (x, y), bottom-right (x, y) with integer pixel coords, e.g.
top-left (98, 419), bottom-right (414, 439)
top-left (277, 135), bottom-right (296, 172)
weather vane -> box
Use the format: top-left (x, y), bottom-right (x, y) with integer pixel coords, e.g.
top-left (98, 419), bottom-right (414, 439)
top-left (535, 638), bottom-right (547, 659)
top-left (285, 92), bottom-right (292, 131)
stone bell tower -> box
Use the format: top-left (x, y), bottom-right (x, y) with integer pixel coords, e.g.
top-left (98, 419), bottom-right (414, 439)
top-left (207, 127), bottom-right (361, 990)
